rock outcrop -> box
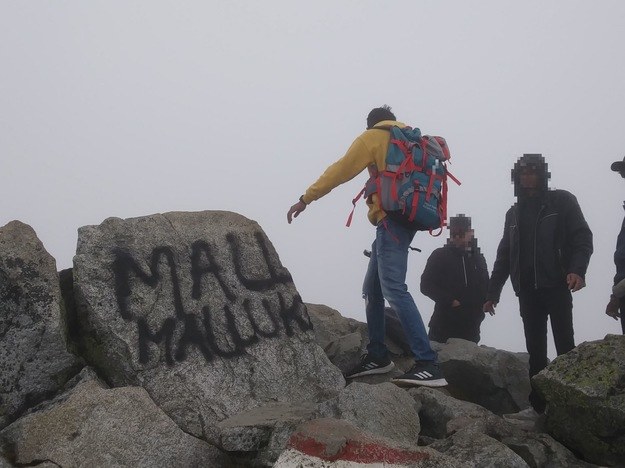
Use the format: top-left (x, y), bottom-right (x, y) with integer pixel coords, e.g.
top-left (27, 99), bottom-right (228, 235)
top-left (318, 382), bottom-right (421, 447)
top-left (0, 368), bottom-right (227, 467)
top-left (71, 211), bottom-right (344, 442)
top-left (533, 334), bottom-right (625, 466)
top-left (435, 338), bottom-right (531, 414)
top-left (0, 221), bottom-right (81, 429)
top-left (1, 216), bottom-right (619, 467)
top-left (306, 303), bottom-right (368, 373)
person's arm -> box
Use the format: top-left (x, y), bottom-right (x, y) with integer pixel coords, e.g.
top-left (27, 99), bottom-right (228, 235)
top-left (302, 137), bottom-right (372, 204)
top-left (606, 215), bottom-right (625, 319)
top-left (613, 215), bottom-right (625, 285)
top-left (287, 136), bottom-right (372, 223)
top-left (606, 295), bottom-right (621, 320)
top-left (287, 196), bottom-right (307, 224)
top-left (562, 192), bottom-right (593, 285)
top-left (477, 252), bottom-right (490, 303)
top-left (420, 249), bottom-right (456, 306)
top-left (487, 212), bottom-right (512, 304)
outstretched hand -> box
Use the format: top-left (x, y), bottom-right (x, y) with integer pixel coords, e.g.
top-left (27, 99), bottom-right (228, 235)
top-left (567, 273), bottom-right (585, 292)
top-left (287, 200), bottom-right (307, 224)
top-left (483, 300), bottom-right (497, 316)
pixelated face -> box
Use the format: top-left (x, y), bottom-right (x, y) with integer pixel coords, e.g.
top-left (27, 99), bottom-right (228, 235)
top-left (450, 228), bottom-right (474, 249)
top-left (519, 166), bottom-right (540, 190)
top-left (512, 154), bottom-right (550, 198)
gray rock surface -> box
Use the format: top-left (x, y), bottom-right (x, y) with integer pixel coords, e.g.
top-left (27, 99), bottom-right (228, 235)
top-left (319, 382), bottom-right (420, 447)
top-left (0, 368), bottom-right (227, 467)
top-left (435, 338), bottom-right (531, 414)
top-left (409, 386), bottom-right (494, 439)
top-left (306, 303), bottom-right (368, 373)
top-left (533, 334), bottom-right (625, 466)
top-left (216, 382), bottom-right (421, 465)
top-left (0, 221), bottom-right (81, 429)
top-left (217, 401), bottom-right (318, 466)
top-left (429, 430), bottom-right (529, 468)
top-left (72, 211), bottom-right (344, 442)
top-left (411, 388), bottom-right (595, 467)
top-left (503, 433), bottom-right (597, 468)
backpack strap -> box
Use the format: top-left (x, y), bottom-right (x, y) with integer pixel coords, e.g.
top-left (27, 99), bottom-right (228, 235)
top-left (446, 167), bottom-right (461, 186)
top-left (345, 165), bottom-right (380, 227)
top-left (409, 187), bottom-right (421, 222)
top-left (345, 187), bottom-right (366, 227)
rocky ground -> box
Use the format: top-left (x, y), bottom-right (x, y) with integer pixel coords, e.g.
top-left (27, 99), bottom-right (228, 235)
top-left (1, 213), bottom-right (623, 467)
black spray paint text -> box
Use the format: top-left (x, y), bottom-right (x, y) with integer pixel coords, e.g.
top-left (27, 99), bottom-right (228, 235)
top-left (111, 231), bottom-right (311, 365)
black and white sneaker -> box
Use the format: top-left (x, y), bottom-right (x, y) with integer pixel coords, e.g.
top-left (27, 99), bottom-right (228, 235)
top-left (344, 354), bottom-right (395, 379)
top-left (391, 361), bottom-right (448, 387)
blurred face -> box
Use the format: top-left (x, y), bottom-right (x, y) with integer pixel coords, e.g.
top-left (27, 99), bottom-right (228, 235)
top-left (519, 166), bottom-right (540, 193)
top-left (450, 229), bottom-right (474, 249)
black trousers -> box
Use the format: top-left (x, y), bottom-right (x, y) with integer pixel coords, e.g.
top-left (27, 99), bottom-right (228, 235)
top-left (620, 297), bottom-right (625, 334)
top-left (518, 286), bottom-right (574, 411)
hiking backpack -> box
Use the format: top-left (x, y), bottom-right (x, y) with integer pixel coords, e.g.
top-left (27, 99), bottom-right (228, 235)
top-left (346, 126), bottom-right (460, 234)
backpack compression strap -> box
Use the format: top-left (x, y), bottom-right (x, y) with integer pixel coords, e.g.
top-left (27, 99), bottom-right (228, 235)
top-left (346, 165), bottom-right (380, 227)
top-left (346, 186), bottom-right (366, 227)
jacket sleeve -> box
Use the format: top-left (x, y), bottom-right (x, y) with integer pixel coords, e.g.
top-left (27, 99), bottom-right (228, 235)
top-left (420, 248), bottom-right (456, 306)
top-left (615, 214), bottom-right (625, 285)
top-left (302, 137), bottom-right (372, 204)
top-left (478, 253), bottom-right (490, 303)
top-left (562, 192), bottom-right (593, 278)
top-left (487, 212), bottom-right (511, 302)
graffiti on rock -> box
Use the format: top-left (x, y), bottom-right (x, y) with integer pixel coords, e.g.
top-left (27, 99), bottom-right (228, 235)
top-left (111, 231), bottom-right (311, 364)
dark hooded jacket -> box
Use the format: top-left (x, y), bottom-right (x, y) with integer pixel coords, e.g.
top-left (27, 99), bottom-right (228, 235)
top-left (421, 241), bottom-right (489, 342)
top-left (614, 203), bottom-right (625, 286)
top-left (487, 157), bottom-right (593, 301)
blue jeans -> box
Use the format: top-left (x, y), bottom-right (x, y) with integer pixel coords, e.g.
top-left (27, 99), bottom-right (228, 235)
top-left (362, 218), bottom-right (437, 362)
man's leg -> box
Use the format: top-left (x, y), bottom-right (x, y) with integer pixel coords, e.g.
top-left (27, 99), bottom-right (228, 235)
top-left (375, 219), bottom-right (445, 387)
top-left (519, 291), bottom-right (549, 412)
top-left (620, 297), bottom-right (625, 334)
top-left (363, 239), bottom-right (387, 359)
top-left (548, 287), bottom-right (575, 356)
top-left (519, 292), bottom-right (549, 377)
top-left (344, 238), bottom-right (395, 378)
top-left (376, 220), bottom-right (436, 363)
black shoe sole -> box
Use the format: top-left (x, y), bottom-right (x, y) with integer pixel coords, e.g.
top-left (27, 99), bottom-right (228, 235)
top-left (344, 362), bottom-right (395, 379)
top-left (390, 377), bottom-right (448, 388)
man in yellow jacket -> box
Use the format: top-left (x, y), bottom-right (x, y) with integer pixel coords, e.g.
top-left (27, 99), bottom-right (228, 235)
top-left (287, 106), bottom-right (447, 387)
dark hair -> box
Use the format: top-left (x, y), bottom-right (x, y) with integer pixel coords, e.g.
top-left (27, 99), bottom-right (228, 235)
top-left (367, 105), bottom-right (396, 129)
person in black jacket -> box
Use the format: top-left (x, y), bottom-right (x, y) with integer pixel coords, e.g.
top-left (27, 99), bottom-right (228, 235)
top-left (484, 154), bottom-right (593, 413)
top-left (606, 156), bottom-right (625, 334)
top-left (421, 214), bottom-right (489, 344)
